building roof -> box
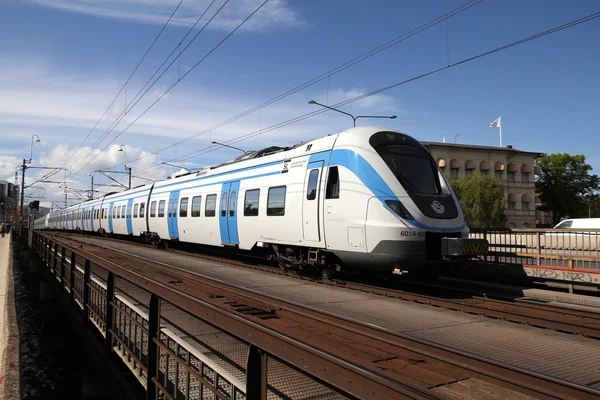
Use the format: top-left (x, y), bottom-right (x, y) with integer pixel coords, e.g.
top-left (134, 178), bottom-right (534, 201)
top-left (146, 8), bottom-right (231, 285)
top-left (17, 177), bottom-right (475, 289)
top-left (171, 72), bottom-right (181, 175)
top-left (421, 141), bottom-right (542, 157)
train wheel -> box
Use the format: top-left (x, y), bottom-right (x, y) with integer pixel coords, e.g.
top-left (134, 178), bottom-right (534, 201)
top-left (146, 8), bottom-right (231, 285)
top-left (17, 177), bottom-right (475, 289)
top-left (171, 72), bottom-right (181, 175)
top-left (321, 264), bottom-right (337, 280)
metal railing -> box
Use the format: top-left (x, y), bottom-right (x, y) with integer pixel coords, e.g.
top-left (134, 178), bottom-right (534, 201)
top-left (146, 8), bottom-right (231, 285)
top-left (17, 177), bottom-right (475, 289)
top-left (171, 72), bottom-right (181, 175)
top-left (470, 228), bottom-right (600, 270)
top-left (29, 231), bottom-right (350, 400)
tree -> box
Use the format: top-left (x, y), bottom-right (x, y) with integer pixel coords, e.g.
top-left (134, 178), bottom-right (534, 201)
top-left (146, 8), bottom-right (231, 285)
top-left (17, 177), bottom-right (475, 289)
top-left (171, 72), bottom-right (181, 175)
top-left (535, 153), bottom-right (600, 225)
top-left (449, 174), bottom-right (506, 228)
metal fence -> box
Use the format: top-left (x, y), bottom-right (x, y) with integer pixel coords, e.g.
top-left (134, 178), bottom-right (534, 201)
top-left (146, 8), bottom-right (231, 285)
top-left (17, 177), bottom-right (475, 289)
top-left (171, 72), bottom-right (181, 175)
top-left (470, 228), bottom-right (600, 270)
top-left (31, 231), bottom-right (350, 400)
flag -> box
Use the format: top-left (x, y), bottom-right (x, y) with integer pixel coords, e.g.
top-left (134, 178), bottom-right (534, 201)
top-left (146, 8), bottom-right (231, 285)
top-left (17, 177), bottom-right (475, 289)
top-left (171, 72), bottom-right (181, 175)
top-left (490, 117), bottom-right (501, 129)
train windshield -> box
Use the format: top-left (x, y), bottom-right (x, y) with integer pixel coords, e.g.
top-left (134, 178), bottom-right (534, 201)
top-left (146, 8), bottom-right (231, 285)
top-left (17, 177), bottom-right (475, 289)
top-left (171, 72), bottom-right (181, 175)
top-left (378, 145), bottom-right (441, 195)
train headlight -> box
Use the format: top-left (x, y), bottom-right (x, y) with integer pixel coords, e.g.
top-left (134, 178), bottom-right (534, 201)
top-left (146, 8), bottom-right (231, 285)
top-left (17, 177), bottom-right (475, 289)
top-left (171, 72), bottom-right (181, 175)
top-left (385, 200), bottom-right (414, 220)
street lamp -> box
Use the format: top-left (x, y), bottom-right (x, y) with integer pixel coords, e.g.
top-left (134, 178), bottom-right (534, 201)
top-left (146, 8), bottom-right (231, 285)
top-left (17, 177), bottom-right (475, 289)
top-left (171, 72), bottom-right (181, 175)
top-left (211, 141), bottom-right (249, 155)
top-left (308, 100), bottom-right (396, 127)
top-left (28, 134), bottom-right (41, 164)
top-left (118, 144), bottom-right (132, 189)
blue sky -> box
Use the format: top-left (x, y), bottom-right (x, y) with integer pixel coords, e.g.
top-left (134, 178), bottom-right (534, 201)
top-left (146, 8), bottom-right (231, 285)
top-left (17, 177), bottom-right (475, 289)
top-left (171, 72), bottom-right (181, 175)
top-left (1, 0), bottom-right (599, 207)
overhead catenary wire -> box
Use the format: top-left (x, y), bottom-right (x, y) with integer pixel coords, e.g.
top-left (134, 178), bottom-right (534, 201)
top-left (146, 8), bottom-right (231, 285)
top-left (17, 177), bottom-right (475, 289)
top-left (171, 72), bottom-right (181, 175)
top-left (67, 0), bottom-right (186, 172)
top-left (135, 9), bottom-right (600, 175)
top-left (71, 0), bottom-right (234, 175)
top-left (100, 0), bottom-right (485, 173)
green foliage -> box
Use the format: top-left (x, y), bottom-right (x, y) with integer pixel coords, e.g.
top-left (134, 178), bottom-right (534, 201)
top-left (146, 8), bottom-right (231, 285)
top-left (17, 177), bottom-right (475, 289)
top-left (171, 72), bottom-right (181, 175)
top-left (448, 174), bottom-right (506, 228)
top-left (535, 153), bottom-right (600, 225)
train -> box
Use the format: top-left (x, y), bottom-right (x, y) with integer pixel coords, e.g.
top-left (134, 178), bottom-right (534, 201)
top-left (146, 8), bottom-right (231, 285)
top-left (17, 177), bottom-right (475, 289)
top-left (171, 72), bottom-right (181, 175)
top-left (33, 126), bottom-right (488, 278)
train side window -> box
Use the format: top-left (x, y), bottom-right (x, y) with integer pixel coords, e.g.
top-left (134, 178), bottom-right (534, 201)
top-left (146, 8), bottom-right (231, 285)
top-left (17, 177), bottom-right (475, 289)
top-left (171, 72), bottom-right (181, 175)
top-left (307, 169), bottom-right (319, 200)
top-left (191, 196), bottom-right (201, 217)
top-left (326, 166), bottom-right (340, 199)
top-left (180, 197), bottom-right (188, 217)
top-left (150, 201), bottom-right (157, 217)
top-left (133, 204), bottom-right (139, 218)
top-left (205, 195), bottom-right (216, 217)
top-left (121, 206), bottom-right (126, 218)
top-left (158, 200), bottom-right (165, 217)
top-left (229, 192), bottom-right (236, 217)
top-left (267, 186), bottom-right (286, 216)
top-left (244, 189), bottom-right (259, 216)
top-left (116, 206), bottom-right (120, 219)
top-left (140, 202), bottom-right (145, 218)
top-left (220, 193), bottom-right (228, 217)
top-left (112, 207), bottom-right (116, 218)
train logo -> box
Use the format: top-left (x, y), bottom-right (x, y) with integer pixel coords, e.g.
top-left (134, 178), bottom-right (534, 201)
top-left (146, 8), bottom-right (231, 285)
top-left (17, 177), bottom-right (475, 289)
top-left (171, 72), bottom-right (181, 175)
top-left (431, 200), bottom-right (445, 214)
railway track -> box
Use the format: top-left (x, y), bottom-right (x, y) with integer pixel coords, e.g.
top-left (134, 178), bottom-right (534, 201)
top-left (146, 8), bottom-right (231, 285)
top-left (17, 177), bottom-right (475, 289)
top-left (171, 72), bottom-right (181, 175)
top-left (64, 232), bottom-right (600, 340)
top-left (48, 231), bottom-right (600, 399)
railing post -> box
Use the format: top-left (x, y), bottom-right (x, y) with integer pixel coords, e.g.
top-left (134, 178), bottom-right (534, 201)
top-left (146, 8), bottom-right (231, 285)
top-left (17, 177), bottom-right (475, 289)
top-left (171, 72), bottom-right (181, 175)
top-left (69, 252), bottom-right (76, 304)
top-left (568, 258), bottom-right (574, 294)
top-left (60, 246), bottom-right (66, 287)
top-left (83, 260), bottom-right (91, 328)
top-left (246, 344), bottom-right (268, 400)
top-left (105, 272), bottom-right (115, 356)
top-left (52, 242), bottom-right (58, 274)
top-left (146, 294), bottom-right (161, 400)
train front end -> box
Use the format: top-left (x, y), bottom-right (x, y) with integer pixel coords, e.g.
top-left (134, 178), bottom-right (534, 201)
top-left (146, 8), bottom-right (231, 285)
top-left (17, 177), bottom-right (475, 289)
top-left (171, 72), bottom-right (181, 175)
top-left (331, 127), bottom-right (488, 273)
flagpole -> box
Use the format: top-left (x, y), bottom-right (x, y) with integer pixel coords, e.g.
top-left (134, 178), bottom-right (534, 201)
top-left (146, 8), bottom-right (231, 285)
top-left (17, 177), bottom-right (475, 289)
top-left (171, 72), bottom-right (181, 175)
top-left (499, 116), bottom-right (502, 147)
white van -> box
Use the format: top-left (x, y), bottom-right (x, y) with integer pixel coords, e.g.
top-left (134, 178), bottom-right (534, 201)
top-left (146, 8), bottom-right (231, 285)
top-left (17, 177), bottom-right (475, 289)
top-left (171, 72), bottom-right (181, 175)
top-left (553, 218), bottom-right (600, 229)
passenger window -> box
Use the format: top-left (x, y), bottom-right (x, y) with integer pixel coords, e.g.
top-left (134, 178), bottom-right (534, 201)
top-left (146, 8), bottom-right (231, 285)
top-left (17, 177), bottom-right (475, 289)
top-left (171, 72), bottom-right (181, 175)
top-left (229, 192), bottom-right (236, 217)
top-left (205, 195), bottom-right (216, 217)
top-left (112, 207), bottom-right (116, 218)
top-left (117, 206), bottom-right (121, 219)
top-left (326, 166), bottom-right (340, 199)
top-left (158, 200), bottom-right (165, 217)
top-left (191, 196), bottom-right (201, 217)
top-left (139, 202), bottom-right (145, 218)
top-left (133, 204), bottom-right (139, 218)
top-left (180, 197), bottom-right (188, 217)
top-left (244, 189), bottom-right (259, 216)
top-left (307, 169), bottom-right (319, 200)
top-left (221, 193), bottom-right (228, 217)
top-left (150, 201), bottom-right (157, 217)
top-left (121, 206), bottom-right (126, 218)
top-left (267, 186), bottom-right (286, 216)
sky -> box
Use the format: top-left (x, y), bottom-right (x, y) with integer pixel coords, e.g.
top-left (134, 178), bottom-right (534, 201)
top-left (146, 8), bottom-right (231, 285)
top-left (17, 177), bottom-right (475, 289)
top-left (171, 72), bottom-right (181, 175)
top-left (1, 0), bottom-right (599, 208)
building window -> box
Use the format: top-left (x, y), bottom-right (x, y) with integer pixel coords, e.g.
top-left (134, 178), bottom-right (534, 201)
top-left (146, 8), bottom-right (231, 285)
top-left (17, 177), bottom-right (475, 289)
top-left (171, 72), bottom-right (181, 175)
top-left (450, 168), bottom-right (459, 179)
top-left (139, 202), bottom-right (145, 218)
top-left (521, 172), bottom-right (530, 182)
top-left (522, 202), bottom-right (530, 210)
top-left (150, 201), bottom-right (157, 218)
top-left (307, 169), bottom-right (319, 200)
top-left (133, 204), bottom-right (139, 218)
top-left (267, 186), bottom-right (286, 216)
top-left (221, 193), bottom-right (228, 217)
top-left (180, 197), bottom-right (188, 217)
top-left (158, 200), bottom-right (165, 217)
top-left (465, 169), bottom-right (473, 176)
top-left (244, 190), bottom-right (260, 216)
top-left (495, 170), bottom-right (502, 180)
top-left (507, 172), bottom-right (516, 182)
top-left (508, 201), bottom-right (517, 210)
top-left (205, 195), bottom-right (216, 217)
top-left (191, 196), bottom-right (201, 217)
top-left (481, 170), bottom-right (488, 176)
top-left (325, 167), bottom-right (340, 199)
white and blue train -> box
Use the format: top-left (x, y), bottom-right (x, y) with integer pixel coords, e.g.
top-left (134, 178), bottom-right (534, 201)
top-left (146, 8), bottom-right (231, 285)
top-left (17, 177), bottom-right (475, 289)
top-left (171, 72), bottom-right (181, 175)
top-left (34, 127), bottom-right (487, 277)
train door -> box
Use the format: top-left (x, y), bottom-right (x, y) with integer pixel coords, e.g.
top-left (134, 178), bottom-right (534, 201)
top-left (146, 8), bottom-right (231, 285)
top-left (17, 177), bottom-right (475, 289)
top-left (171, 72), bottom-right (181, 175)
top-left (108, 202), bottom-right (114, 233)
top-left (91, 206), bottom-right (95, 231)
top-left (302, 161), bottom-right (323, 241)
top-left (126, 199), bottom-right (134, 234)
top-left (71, 210), bottom-right (75, 230)
top-left (168, 191), bottom-right (180, 239)
top-left (219, 181), bottom-right (240, 245)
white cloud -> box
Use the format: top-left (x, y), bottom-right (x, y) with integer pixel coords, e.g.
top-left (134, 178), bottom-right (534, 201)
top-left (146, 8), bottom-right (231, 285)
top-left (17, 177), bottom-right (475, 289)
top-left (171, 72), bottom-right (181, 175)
top-left (28, 0), bottom-right (303, 32)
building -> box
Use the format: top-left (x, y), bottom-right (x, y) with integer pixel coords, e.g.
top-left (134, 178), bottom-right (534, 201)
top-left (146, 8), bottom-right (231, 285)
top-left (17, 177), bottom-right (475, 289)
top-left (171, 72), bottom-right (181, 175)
top-left (422, 142), bottom-right (542, 228)
top-left (0, 179), bottom-right (19, 224)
